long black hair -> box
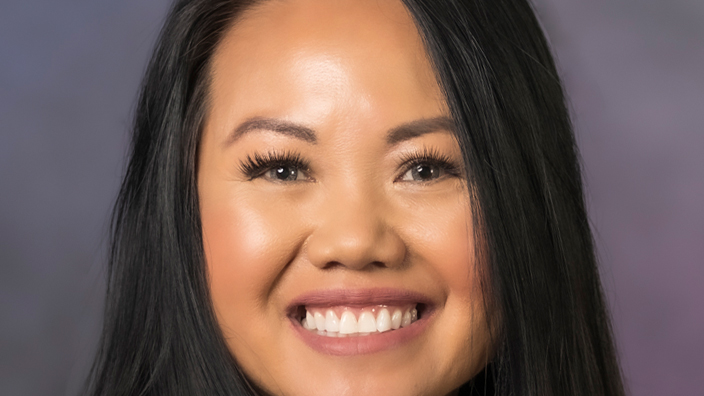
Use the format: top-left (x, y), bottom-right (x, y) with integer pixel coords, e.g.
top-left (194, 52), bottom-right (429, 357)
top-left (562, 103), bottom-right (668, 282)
top-left (85, 0), bottom-right (625, 395)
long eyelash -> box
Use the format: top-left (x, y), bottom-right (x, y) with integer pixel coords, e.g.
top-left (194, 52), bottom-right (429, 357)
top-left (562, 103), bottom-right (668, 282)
top-left (238, 150), bottom-right (310, 180)
top-left (396, 147), bottom-right (463, 178)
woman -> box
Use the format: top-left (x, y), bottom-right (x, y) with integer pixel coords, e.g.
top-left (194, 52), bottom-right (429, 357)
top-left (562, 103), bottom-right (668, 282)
top-left (85, 0), bottom-right (625, 395)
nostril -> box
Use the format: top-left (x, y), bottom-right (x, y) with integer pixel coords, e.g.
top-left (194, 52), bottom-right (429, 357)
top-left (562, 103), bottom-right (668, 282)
top-left (321, 261), bottom-right (344, 270)
top-left (321, 260), bottom-right (388, 270)
top-left (371, 261), bottom-right (387, 268)
top-left (304, 220), bottom-right (407, 271)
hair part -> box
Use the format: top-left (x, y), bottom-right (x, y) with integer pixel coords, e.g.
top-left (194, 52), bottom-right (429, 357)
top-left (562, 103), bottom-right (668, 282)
top-left (85, 1), bottom-right (625, 395)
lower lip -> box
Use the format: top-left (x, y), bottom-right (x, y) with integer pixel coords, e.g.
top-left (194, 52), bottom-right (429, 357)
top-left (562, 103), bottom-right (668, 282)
top-left (290, 312), bottom-right (432, 356)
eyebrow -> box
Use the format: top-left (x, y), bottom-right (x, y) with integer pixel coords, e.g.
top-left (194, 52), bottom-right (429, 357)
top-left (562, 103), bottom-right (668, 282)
top-left (225, 117), bottom-right (318, 146)
top-left (385, 116), bottom-right (455, 146)
top-left (224, 115), bottom-right (454, 147)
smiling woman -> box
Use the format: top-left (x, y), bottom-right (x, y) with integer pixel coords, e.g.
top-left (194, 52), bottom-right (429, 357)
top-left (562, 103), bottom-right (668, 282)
top-left (85, 1), bottom-right (625, 395)
top-left (199, 3), bottom-right (487, 392)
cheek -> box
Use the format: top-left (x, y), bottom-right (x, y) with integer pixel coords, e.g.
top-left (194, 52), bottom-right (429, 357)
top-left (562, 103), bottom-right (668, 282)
top-left (200, 187), bottom-right (300, 330)
top-left (436, 216), bottom-right (476, 294)
top-left (406, 196), bottom-right (491, 377)
top-left (408, 194), bottom-right (478, 297)
top-left (429, 204), bottom-right (484, 330)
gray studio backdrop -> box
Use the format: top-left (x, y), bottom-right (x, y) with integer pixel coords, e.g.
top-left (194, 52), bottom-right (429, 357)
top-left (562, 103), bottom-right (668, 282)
top-left (1, 0), bottom-right (702, 395)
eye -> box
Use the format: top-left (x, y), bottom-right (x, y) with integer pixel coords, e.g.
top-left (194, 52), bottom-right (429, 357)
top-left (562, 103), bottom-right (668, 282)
top-left (264, 164), bottom-right (308, 182)
top-left (400, 163), bottom-right (446, 182)
top-left (395, 148), bottom-right (462, 184)
top-left (239, 151), bottom-right (312, 183)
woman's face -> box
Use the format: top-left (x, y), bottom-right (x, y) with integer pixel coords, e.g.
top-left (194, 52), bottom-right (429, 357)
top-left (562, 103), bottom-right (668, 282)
top-left (198, 0), bottom-right (492, 395)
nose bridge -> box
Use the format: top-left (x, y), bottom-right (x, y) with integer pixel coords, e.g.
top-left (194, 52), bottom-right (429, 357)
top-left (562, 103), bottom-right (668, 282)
top-left (306, 179), bottom-right (405, 270)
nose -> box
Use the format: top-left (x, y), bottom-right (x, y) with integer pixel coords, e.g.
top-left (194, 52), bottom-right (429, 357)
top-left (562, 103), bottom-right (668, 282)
top-left (305, 186), bottom-right (406, 271)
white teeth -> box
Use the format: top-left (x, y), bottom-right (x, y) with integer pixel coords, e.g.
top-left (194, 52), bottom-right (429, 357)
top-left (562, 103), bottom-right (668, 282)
top-left (305, 311), bottom-right (315, 330)
top-left (358, 311), bottom-right (377, 333)
top-left (339, 311), bottom-right (358, 334)
top-left (401, 310), bottom-right (412, 328)
top-left (304, 305), bottom-right (419, 336)
top-left (391, 309), bottom-right (403, 330)
top-left (376, 308), bottom-right (391, 332)
top-left (314, 312), bottom-right (326, 331)
top-left (325, 310), bottom-right (340, 332)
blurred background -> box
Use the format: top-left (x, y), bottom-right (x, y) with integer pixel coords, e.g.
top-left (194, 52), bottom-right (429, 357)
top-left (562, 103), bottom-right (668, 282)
top-left (1, 0), bottom-right (702, 394)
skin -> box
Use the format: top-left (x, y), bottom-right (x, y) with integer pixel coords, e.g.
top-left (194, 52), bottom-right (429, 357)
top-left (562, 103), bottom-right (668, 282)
top-left (198, 0), bottom-right (493, 395)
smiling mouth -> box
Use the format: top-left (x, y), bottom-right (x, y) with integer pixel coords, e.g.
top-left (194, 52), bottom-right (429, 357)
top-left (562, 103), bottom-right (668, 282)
top-left (295, 304), bottom-right (424, 337)
top-left (287, 288), bottom-right (435, 355)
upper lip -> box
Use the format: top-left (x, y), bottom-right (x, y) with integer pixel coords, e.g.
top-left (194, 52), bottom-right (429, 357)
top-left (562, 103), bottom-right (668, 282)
top-left (286, 287), bottom-right (434, 316)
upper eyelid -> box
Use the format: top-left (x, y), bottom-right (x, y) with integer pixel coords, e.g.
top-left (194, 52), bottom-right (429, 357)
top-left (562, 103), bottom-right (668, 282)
top-left (242, 151), bottom-right (309, 168)
top-left (395, 150), bottom-right (460, 171)
top-left (395, 146), bottom-right (455, 163)
top-left (238, 151), bottom-right (311, 181)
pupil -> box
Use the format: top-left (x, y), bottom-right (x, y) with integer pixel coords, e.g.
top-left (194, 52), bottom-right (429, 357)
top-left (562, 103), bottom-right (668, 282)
top-left (415, 164), bottom-right (433, 180)
top-left (275, 166), bottom-right (296, 180)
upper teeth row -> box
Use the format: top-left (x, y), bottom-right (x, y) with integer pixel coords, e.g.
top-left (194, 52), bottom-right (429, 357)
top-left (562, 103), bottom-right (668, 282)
top-left (302, 307), bottom-right (418, 335)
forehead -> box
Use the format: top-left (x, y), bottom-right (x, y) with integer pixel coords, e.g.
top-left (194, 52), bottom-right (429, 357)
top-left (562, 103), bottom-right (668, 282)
top-left (206, 0), bottom-right (446, 143)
